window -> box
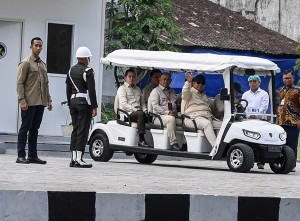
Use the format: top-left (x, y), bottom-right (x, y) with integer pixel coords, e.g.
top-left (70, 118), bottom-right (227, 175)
top-left (47, 23), bottom-right (73, 74)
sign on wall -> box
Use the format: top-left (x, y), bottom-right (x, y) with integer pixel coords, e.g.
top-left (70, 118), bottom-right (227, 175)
top-left (0, 42), bottom-right (7, 59)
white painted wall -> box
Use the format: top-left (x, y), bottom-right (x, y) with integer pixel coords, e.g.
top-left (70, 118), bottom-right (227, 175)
top-left (0, 0), bottom-right (105, 136)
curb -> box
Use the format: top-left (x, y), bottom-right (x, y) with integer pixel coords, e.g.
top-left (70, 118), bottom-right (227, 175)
top-left (0, 190), bottom-right (300, 221)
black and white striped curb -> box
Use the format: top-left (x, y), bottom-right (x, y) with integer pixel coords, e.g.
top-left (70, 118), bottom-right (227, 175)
top-left (0, 190), bottom-right (299, 221)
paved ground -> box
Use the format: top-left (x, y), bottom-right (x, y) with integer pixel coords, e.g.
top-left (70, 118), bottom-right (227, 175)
top-left (1, 133), bottom-right (300, 198)
top-left (0, 153), bottom-right (299, 198)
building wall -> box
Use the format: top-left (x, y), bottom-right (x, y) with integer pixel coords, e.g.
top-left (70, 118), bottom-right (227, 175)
top-left (0, 0), bottom-right (105, 136)
top-left (209, 0), bottom-right (300, 41)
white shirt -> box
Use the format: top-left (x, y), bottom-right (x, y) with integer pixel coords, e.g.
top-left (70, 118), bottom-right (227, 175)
top-left (241, 88), bottom-right (269, 116)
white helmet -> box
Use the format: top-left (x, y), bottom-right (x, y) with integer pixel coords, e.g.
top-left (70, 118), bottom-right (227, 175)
top-left (76, 47), bottom-right (92, 58)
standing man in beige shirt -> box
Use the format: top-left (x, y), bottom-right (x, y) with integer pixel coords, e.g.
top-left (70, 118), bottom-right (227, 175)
top-left (149, 72), bottom-right (181, 151)
top-left (16, 37), bottom-right (52, 164)
top-left (117, 68), bottom-right (149, 147)
top-left (182, 73), bottom-right (216, 147)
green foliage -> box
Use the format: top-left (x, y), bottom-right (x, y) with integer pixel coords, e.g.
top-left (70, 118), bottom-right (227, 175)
top-left (295, 36), bottom-right (300, 73)
top-left (101, 103), bottom-right (116, 122)
top-left (105, 0), bottom-right (183, 55)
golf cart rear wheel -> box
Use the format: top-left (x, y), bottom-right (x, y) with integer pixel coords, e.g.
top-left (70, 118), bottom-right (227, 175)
top-left (89, 131), bottom-right (114, 162)
top-left (134, 153), bottom-right (157, 164)
top-left (269, 145), bottom-right (295, 174)
top-left (227, 143), bottom-right (254, 173)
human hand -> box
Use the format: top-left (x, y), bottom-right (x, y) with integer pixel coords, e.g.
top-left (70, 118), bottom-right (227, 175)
top-left (249, 115), bottom-right (257, 119)
top-left (47, 102), bottom-right (53, 111)
top-left (168, 112), bottom-right (175, 117)
top-left (92, 108), bottom-right (97, 117)
top-left (185, 72), bottom-right (193, 83)
top-left (20, 102), bottom-right (28, 111)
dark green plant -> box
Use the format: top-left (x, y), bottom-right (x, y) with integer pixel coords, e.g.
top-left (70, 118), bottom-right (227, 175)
top-left (105, 0), bottom-right (183, 55)
top-left (295, 36), bottom-right (300, 74)
top-left (101, 103), bottom-right (116, 122)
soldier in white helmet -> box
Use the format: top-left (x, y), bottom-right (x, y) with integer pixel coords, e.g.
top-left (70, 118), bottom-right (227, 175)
top-left (66, 47), bottom-right (98, 168)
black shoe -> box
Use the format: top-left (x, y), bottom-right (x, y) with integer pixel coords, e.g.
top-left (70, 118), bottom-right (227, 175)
top-left (170, 143), bottom-right (181, 151)
top-left (181, 143), bottom-right (187, 151)
top-left (69, 160), bottom-right (75, 167)
top-left (28, 157), bottom-right (47, 164)
top-left (125, 151), bottom-right (133, 156)
top-left (257, 163), bottom-right (264, 169)
top-left (138, 140), bottom-right (149, 147)
top-left (74, 160), bottom-right (92, 168)
top-left (16, 157), bottom-right (29, 164)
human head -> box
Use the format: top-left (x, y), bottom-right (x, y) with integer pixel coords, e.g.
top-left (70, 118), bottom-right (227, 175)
top-left (124, 68), bottom-right (137, 86)
top-left (248, 75), bottom-right (261, 92)
top-left (76, 46), bottom-right (92, 65)
top-left (150, 69), bottom-right (161, 86)
top-left (282, 70), bottom-right (294, 87)
top-left (233, 82), bottom-right (243, 97)
top-left (159, 72), bottom-right (172, 88)
top-left (192, 74), bottom-right (205, 92)
top-left (30, 37), bottom-right (43, 58)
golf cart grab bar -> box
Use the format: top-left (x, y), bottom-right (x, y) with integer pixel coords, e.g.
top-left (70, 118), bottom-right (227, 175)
top-left (181, 114), bottom-right (198, 133)
top-left (116, 108), bottom-right (132, 127)
top-left (148, 112), bottom-right (164, 130)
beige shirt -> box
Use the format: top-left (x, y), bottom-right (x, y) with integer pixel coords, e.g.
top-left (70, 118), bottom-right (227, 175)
top-left (181, 81), bottom-right (211, 119)
top-left (117, 82), bottom-right (146, 114)
top-left (149, 84), bottom-right (177, 115)
top-left (17, 55), bottom-right (52, 106)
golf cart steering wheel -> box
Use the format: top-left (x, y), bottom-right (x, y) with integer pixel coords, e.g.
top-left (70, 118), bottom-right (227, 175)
top-left (234, 99), bottom-right (248, 117)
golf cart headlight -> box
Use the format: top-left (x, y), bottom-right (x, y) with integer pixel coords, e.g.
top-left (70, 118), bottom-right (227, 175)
top-left (243, 129), bottom-right (261, 140)
top-left (279, 132), bottom-right (287, 141)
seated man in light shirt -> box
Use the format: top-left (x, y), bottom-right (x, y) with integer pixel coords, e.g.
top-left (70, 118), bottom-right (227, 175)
top-left (182, 73), bottom-right (216, 147)
top-left (242, 74), bottom-right (269, 170)
top-left (142, 69), bottom-right (161, 106)
top-left (117, 68), bottom-right (149, 147)
top-left (149, 72), bottom-right (181, 151)
top-left (242, 75), bottom-right (269, 119)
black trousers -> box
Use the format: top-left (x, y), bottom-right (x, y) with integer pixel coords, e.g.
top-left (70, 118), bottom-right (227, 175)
top-left (69, 100), bottom-right (92, 152)
top-left (129, 110), bottom-right (146, 134)
top-left (17, 105), bottom-right (45, 158)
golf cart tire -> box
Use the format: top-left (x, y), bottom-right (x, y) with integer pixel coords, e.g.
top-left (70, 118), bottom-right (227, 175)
top-left (134, 153), bottom-right (158, 164)
top-left (89, 131), bottom-right (114, 162)
top-left (227, 143), bottom-right (254, 173)
top-left (269, 145), bottom-right (295, 174)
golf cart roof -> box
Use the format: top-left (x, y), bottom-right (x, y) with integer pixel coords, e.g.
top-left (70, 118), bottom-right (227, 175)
top-left (101, 49), bottom-right (280, 73)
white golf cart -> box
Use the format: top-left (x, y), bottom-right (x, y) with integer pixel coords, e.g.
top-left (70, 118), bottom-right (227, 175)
top-left (88, 49), bottom-right (295, 174)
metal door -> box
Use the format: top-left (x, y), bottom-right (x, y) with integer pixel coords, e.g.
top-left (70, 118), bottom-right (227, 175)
top-left (0, 20), bottom-right (22, 133)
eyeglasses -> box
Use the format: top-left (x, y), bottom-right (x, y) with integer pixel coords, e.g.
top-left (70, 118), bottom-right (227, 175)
top-left (195, 81), bottom-right (205, 85)
top-left (249, 80), bottom-right (257, 83)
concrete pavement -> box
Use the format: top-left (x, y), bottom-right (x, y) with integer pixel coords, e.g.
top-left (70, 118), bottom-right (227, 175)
top-left (1, 133), bottom-right (300, 220)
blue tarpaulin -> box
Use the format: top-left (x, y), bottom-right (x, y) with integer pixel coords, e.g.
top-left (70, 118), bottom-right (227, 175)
top-left (139, 48), bottom-right (299, 97)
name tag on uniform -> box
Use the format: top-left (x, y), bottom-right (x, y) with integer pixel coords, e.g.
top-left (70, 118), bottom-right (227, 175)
top-left (246, 106), bottom-right (260, 114)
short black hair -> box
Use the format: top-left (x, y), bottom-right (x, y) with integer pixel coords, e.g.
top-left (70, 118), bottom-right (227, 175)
top-left (124, 68), bottom-right (136, 77)
top-left (283, 69), bottom-right (294, 76)
top-left (31, 37), bottom-right (42, 45)
top-left (150, 69), bottom-right (161, 78)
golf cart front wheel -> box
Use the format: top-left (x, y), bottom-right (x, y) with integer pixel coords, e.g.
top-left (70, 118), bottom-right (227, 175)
top-left (269, 145), bottom-right (295, 174)
top-left (89, 131), bottom-right (114, 162)
top-left (134, 153), bottom-right (157, 164)
top-left (227, 143), bottom-right (254, 173)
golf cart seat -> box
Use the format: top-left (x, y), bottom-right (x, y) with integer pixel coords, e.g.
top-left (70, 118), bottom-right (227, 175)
top-left (181, 98), bottom-right (212, 153)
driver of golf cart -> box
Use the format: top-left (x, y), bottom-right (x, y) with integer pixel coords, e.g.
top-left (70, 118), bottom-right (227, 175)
top-left (116, 68), bottom-right (149, 147)
top-left (241, 74), bottom-right (269, 119)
